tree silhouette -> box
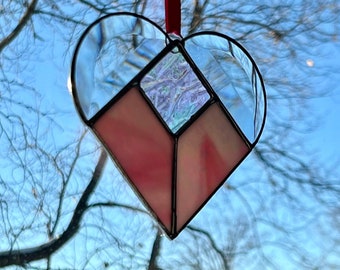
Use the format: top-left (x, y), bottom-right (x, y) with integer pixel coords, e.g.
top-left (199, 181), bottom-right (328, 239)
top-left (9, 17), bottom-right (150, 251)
top-left (0, 0), bottom-right (339, 269)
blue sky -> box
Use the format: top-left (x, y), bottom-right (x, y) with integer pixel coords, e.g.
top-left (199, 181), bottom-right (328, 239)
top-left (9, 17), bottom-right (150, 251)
top-left (305, 41), bottom-right (340, 161)
top-left (1, 1), bottom-right (340, 269)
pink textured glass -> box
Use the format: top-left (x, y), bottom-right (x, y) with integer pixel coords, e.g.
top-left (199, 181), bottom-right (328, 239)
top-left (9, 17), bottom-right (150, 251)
top-left (93, 87), bottom-right (174, 231)
top-left (176, 103), bottom-right (250, 230)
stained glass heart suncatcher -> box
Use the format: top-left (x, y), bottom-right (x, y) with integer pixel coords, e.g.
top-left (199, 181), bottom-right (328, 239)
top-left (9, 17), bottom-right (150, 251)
top-left (70, 12), bottom-right (266, 239)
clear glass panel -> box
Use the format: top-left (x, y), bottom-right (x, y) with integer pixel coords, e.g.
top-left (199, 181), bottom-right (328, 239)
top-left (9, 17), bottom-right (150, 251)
top-left (73, 14), bottom-right (167, 120)
top-left (93, 87), bottom-right (174, 232)
top-left (184, 34), bottom-right (266, 143)
top-left (176, 103), bottom-right (250, 230)
top-left (140, 50), bottom-right (211, 133)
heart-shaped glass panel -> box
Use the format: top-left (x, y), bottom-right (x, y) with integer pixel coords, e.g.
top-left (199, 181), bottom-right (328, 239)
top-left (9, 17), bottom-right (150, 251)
top-left (70, 13), bottom-right (266, 239)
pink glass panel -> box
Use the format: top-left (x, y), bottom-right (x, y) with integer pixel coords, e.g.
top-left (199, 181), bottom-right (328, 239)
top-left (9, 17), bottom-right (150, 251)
top-left (93, 87), bottom-right (174, 231)
top-left (176, 103), bottom-right (250, 230)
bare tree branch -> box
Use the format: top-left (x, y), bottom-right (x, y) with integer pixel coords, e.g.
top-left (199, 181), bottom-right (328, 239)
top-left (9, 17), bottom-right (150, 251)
top-left (51, 131), bottom-right (87, 236)
top-left (0, 149), bottom-right (107, 267)
top-left (187, 226), bottom-right (230, 270)
top-left (0, 0), bottom-right (38, 53)
top-left (147, 229), bottom-right (162, 270)
top-left (87, 201), bottom-right (150, 215)
top-left (188, 0), bottom-right (209, 34)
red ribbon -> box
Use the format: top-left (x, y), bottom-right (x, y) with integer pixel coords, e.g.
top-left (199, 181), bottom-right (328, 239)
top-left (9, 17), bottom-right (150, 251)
top-left (165, 0), bottom-right (181, 36)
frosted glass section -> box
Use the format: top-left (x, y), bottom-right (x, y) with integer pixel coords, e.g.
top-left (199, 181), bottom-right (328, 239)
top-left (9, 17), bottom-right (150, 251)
top-left (141, 51), bottom-right (210, 133)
